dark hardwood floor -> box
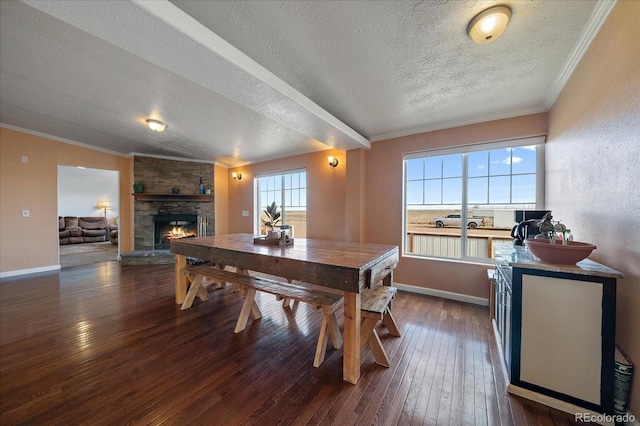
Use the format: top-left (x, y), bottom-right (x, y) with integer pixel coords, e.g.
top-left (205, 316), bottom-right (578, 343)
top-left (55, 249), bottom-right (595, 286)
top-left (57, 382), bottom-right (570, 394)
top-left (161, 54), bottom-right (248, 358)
top-left (0, 261), bottom-right (579, 425)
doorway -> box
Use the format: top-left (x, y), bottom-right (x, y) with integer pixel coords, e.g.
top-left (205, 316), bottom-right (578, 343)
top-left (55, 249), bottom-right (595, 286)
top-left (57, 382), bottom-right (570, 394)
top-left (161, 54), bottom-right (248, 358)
top-left (57, 166), bottom-right (120, 267)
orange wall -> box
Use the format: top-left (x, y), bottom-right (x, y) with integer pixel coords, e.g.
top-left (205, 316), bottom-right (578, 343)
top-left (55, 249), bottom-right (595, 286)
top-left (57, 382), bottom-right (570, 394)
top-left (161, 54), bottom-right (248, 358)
top-left (214, 164), bottom-right (229, 235)
top-left (345, 149), bottom-right (367, 242)
top-left (225, 114), bottom-right (548, 300)
top-left (0, 127), bottom-right (134, 275)
top-left (228, 149), bottom-right (346, 241)
top-left (365, 113), bottom-right (549, 299)
top-left (547, 0), bottom-right (640, 414)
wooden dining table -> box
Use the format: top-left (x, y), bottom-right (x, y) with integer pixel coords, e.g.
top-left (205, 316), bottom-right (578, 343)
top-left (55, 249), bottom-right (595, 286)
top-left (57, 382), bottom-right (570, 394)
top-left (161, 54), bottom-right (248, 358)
top-left (170, 233), bottom-right (399, 384)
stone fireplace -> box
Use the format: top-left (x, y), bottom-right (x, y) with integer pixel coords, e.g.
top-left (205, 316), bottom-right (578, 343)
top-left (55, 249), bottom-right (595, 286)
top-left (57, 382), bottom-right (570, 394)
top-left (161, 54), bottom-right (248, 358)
top-left (131, 156), bottom-right (214, 253)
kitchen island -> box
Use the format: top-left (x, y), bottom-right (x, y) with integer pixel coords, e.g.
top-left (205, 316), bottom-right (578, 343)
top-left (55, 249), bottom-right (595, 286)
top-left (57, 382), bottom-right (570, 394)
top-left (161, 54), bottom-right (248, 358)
top-left (493, 243), bottom-right (624, 418)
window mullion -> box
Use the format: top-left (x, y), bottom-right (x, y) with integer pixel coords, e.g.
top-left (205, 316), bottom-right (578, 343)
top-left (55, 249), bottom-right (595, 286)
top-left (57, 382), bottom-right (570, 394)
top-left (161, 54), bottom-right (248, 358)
top-left (280, 175), bottom-right (286, 225)
top-left (510, 148), bottom-right (514, 204)
top-left (461, 153), bottom-right (468, 258)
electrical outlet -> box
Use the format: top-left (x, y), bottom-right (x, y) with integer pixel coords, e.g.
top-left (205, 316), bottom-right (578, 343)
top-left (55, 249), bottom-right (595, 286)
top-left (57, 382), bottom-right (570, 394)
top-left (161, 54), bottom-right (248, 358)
top-left (21, 209), bottom-right (30, 218)
top-left (21, 156), bottom-right (28, 163)
top-left (242, 210), bottom-right (249, 217)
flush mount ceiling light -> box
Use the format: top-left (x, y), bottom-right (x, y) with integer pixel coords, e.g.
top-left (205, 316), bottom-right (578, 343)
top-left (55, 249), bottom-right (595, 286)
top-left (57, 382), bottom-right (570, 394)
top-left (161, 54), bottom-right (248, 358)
top-left (146, 119), bottom-right (167, 132)
top-left (467, 6), bottom-right (512, 44)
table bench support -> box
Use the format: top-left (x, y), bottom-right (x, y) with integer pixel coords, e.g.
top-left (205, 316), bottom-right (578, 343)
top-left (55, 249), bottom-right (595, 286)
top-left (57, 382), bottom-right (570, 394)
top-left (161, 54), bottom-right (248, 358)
top-left (235, 287), bottom-right (263, 333)
top-left (181, 273), bottom-right (209, 310)
top-left (313, 308), bottom-right (343, 367)
top-left (180, 262), bottom-right (229, 310)
top-left (359, 285), bottom-right (401, 368)
top-left (182, 264), bottom-right (343, 367)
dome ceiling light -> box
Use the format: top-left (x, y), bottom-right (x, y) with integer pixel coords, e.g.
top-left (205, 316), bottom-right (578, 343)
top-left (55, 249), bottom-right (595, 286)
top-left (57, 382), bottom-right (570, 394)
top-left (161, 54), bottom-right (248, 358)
top-left (146, 119), bottom-right (167, 132)
top-left (467, 6), bottom-right (512, 44)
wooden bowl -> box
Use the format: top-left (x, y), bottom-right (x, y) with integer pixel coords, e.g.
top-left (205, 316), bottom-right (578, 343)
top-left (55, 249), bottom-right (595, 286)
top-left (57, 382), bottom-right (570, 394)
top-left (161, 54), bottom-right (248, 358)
top-left (525, 238), bottom-right (597, 265)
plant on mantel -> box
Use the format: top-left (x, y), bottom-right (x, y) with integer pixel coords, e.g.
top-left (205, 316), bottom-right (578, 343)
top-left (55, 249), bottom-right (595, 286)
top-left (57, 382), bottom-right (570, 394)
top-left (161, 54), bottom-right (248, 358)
top-left (133, 182), bottom-right (144, 194)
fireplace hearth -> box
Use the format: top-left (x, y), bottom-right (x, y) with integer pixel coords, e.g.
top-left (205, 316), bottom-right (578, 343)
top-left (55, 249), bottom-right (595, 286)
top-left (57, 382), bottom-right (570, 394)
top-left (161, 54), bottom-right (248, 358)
top-left (153, 214), bottom-right (199, 250)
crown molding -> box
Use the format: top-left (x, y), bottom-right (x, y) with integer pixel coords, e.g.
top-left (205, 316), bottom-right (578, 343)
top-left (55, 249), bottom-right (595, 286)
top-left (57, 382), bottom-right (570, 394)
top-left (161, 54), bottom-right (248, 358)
top-left (370, 107), bottom-right (546, 142)
top-left (0, 123), bottom-right (222, 165)
top-left (543, 0), bottom-right (617, 109)
top-left (0, 123), bottom-right (127, 157)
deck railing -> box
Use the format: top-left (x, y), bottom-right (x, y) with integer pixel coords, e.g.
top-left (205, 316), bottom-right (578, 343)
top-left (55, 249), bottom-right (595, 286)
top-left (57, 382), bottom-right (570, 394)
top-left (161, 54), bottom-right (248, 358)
top-left (406, 231), bottom-right (512, 259)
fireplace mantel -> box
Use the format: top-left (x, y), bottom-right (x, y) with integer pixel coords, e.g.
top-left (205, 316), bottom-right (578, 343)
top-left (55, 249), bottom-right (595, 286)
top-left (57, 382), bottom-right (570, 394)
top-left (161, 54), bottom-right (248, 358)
top-left (132, 194), bottom-right (212, 202)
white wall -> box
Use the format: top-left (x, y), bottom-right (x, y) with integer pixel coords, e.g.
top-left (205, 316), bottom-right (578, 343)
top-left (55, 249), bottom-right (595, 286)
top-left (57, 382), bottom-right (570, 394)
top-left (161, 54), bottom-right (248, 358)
top-left (58, 166), bottom-right (119, 221)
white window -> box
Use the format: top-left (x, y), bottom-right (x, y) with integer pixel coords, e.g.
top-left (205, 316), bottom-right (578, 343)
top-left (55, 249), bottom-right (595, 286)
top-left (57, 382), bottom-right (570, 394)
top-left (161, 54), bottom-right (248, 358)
top-left (404, 137), bottom-right (545, 262)
top-left (255, 169), bottom-right (307, 237)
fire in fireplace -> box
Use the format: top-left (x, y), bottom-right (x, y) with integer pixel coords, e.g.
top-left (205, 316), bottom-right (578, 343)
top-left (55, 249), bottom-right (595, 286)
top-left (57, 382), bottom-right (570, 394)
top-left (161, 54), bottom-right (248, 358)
top-left (153, 214), bottom-right (198, 250)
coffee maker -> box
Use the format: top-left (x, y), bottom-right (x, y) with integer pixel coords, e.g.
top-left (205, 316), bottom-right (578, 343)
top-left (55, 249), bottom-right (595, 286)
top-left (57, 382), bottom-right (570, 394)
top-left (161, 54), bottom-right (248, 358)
top-left (511, 210), bottom-right (551, 245)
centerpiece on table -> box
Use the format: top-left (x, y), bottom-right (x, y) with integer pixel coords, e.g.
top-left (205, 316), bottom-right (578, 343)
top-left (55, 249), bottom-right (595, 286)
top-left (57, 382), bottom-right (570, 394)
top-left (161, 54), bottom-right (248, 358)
top-left (261, 201), bottom-right (281, 238)
top-left (254, 202), bottom-right (293, 246)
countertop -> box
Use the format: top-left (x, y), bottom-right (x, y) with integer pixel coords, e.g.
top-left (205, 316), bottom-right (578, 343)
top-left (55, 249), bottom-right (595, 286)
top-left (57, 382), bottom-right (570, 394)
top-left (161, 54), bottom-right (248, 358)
top-left (494, 242), bottom-right (624, 279)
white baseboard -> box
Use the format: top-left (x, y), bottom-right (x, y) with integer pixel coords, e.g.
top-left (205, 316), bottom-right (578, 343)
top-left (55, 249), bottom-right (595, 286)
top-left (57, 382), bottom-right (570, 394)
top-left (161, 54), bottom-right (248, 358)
top-left (0, 264), bottom-right (60, 279)
top-left (393, 282), bottom-right (488, 306)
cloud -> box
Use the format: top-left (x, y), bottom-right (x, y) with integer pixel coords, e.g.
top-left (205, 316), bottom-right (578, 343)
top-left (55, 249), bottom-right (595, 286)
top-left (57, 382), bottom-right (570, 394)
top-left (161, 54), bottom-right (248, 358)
top-left (502, 156), bottom-right (523, 165)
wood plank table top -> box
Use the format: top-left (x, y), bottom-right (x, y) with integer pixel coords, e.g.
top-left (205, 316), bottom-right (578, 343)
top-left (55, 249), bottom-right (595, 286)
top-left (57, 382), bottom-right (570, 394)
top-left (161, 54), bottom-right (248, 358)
top-left (170, 233), bottom-right (399, 293)
top-left (170, 233), bottom-right (400, 384)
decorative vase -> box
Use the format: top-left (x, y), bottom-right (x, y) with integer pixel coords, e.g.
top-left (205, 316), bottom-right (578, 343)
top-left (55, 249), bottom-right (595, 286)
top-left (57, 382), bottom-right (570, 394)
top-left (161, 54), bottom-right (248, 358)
top-left (171, 187), bottom-right (180, 194)
top-left (133, 183), bottom-right (144, 194)
top-left (205, 188), bottom-right (211, 195)
top-left (268, 229), bottom-right (281, 239)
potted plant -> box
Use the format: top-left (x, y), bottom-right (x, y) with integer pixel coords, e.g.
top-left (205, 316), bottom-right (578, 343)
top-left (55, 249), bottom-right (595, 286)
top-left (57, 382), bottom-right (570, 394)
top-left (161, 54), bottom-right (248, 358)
top-left (133, 182), bottom-right (144, 193)
top-left (261, 201), bottom-right (281, 236)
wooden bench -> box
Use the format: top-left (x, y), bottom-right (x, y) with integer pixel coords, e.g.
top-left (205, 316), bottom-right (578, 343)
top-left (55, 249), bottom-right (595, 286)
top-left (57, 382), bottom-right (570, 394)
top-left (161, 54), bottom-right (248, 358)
top-left (360, 285), bottom-right (401, 367)
top-left (183, 264), bottom-right (344, 367)
top-left (180, 263), bottom-right (228, 311)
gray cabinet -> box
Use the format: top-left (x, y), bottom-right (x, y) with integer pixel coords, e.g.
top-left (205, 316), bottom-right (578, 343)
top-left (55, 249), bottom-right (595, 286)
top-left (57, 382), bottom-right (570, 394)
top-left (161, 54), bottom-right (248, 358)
top-left (493, 258), bottom-right (512, 378)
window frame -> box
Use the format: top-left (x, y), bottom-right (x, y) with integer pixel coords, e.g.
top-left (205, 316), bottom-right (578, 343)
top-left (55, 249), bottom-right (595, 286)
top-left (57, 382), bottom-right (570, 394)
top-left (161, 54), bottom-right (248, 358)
top-left (402, 136), bottom-right (546, 264)
top-left (254, 168), bottom-right (307, 235)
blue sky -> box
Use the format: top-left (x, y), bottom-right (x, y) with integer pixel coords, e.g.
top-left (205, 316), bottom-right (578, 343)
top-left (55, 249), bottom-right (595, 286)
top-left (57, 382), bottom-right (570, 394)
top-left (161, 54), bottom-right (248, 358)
top-left (258, 172), bottom-right (307, 210)
top-left (406, 146), bottom-right (537, 208)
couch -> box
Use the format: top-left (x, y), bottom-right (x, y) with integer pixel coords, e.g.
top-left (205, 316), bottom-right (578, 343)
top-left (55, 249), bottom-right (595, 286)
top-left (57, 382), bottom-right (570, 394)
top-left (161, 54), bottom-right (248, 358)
top-left (59, 216), bottom-right (118, 245)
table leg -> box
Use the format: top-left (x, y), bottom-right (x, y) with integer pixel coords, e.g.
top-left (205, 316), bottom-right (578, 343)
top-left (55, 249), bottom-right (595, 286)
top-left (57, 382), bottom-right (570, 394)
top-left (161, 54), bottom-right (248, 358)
top-left (343, 291), bottom-right (361, 384)
top-left (175, 254), bottom-right (187, 304)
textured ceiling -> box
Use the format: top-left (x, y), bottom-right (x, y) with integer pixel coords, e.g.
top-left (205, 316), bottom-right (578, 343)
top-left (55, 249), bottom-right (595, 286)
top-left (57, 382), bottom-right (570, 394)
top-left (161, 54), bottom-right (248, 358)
top-left (0, 0), bottom-right (613, 167)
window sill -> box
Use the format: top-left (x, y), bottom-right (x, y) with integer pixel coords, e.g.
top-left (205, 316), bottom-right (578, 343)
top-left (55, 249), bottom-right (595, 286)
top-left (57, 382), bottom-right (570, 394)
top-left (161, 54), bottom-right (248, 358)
top-left (402, 253), bottom-right (494, 266)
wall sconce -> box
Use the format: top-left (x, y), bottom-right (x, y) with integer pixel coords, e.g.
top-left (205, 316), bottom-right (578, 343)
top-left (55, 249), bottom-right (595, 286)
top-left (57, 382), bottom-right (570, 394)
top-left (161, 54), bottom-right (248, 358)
top-left (327, 156), bottom-right (339, 169)
top-left (97, 200), bottom-right (110, 217)
top-left (232, 172), bottom-right (242, 181)
top-left (467, 6), bottom-right (512, 44)
top-left (146, 119), bottom-right (167, 132)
